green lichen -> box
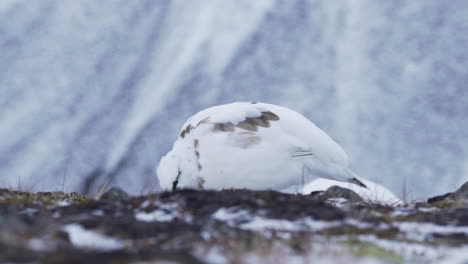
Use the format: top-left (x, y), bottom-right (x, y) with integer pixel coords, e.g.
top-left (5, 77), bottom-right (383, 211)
top-left (426, 200), bottom-right (464, 209)
top-left (65, 192), bottom-right (92, 204)
top-left (342, 239), bottom-right (402, 263)
top-left (0, 189), bottom-right (92, 207)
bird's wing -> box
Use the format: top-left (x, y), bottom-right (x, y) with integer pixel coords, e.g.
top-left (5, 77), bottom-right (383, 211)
top-left (293, 147), bottom-right (365, 188)
top-left (178, 104), bottom-right (280, 141)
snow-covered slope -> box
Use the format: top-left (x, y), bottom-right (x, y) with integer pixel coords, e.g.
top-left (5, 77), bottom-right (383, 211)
top-left (1, 1), bottom-right (467, 197)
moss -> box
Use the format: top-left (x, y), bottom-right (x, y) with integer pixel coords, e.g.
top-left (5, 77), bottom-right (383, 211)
top-left (319, 225), bottom-right (398, 240)
top-left (342, 239), bottom-right (402, 263)
top-left (0, 190), bottom-right (92, 207)
top-left (426, 200), bottom-right (464, 209)
top-left (66, 192), bottom-right (92, 204)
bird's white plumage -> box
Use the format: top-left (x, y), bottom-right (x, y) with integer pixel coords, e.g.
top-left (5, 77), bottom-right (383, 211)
top-left (157, 102), bottom-right (359, 191)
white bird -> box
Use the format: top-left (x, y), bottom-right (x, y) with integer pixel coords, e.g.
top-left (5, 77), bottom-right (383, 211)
top-left (157, 102), bottom-right (366, 191)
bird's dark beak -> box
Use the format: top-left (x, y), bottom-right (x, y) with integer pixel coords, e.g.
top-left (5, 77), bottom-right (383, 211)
top-left (350, 177), bottom-right (367, 189)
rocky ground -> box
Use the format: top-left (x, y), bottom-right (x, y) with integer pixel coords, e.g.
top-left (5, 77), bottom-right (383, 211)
top-left (0, 182), bottom-right (467, 264)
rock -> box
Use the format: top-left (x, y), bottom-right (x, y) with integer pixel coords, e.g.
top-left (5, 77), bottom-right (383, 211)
top-left (450, 207), bottom-right (468, 226)
top-left (321, 186), bottom-right (363, 203)
top-left (426, 181), bottom-right (468, 203)
top-left (427, 193), bottom-right (453, 203)
top-left (308, 191), bottom-right (324, 197)
top-left (448, 181), bottom-right (468, 201)
top-left (1, 188), bottom-right (468, 263)
top-left (100, 187), bottom-right (129, 201)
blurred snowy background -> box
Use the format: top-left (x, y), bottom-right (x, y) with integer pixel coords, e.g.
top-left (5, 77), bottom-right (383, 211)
top-left (1, 0), bottom-right (467, 198)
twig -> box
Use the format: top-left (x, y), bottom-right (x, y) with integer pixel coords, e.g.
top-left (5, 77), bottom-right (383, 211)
top-left (61, 168), bottom-right (68, 192)
top-left (95, 174), bottom-right (112, 200)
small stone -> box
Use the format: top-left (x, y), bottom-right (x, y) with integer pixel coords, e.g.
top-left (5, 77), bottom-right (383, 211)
top-left (308, 191), bottom-right (324, 197)
top-left (448, 181), bottom-right (468, 201)
top-left (100, 187), bottom-right (129, 201)
top-left (451, 207), bottom-right (468, 225)
top-left (321, 186), bottom-right (363, 203)
top-left (427, 193), bottom-right (453, 203)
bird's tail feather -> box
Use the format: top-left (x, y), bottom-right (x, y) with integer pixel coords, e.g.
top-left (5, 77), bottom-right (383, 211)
top-left (302, 157), bottom-right (367, 188)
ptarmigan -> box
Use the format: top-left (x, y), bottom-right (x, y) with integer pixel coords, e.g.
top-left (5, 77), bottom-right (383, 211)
top-left (157, 102), bottom-right (366, 191)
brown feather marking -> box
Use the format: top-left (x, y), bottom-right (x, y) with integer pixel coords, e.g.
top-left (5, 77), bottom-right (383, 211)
top-left (213, 122), bottom-right (235, 132)
top-left (193, 138), bottom-right (202, 171)
top-left (249, 116), bottom-right (270, 128)
top-left (261, 111), bottom-right (279, 121)
top-left (198, 177), bottom-right (205, 188)
top-left (211, 111), bottom-right (279, 133)
top-left (236, 112), bottom-right (278, 131)
top-left (196, 117), bottom-right (210, 127)
top-left (181, 117), bottom-right (211, 138)
top-left (236, 119), bottom-right (258, 131)
top-left (180, 124), bottom-right (193, 138)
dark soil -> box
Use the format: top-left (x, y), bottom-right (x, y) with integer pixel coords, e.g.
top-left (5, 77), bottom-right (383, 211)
top-left (0, 185), bottom-right (467, 264)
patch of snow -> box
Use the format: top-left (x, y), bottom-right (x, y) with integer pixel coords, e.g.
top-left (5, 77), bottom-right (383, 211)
top-left (213, 208), bottom-right (342, 232)
top-left (327, 197), bottom-right (349, 207)
top-left (390, 207), bottom-right (414, 217)
top-left (194, 245), bottom-right (229, 264)
top-left (395, 221), bottom-right (468, 241)
top-left (201, 231), bottom-right (211, 240)
top-left (212, 207), bottom-right (252, 223)
top-left (92, 210), bottom-right (104, 216)
top-left (140, 200), bottom-right (151, 209)
top-left (135, 202), bottom-right (191, 223)
top-left (438, 248), bottom-right (468, 264)
top-left (135, 210), bottom-right (177, 223)
top-left (240, 216), bottom-right (301, 232)
top-left (418, 207), bottom-right (439, 213)
top-left (27, 238), bottom-right (53, 252)
top-left (18, 208), bottom-right (38, 215)
top-left (156, 201), bottom-right (179, 211)
top-left (63, 224), bottom-right (124, 251)
top-left (57, 200), bottom-right (71, 207)
top-left (212, 207), bottom-right (396, 234)
top-left (276, 232), bottom-right (293, 240)
top-left (243, 217), bottom-right (341, 232)
top-left (302, 178), bottom-right (403, 205)
top-left (359, 235), bottom-right (468, 262)
top-left (344, 219), bottom-right (378, 229)
top-left (196, 237), bottom-right (388, 264)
